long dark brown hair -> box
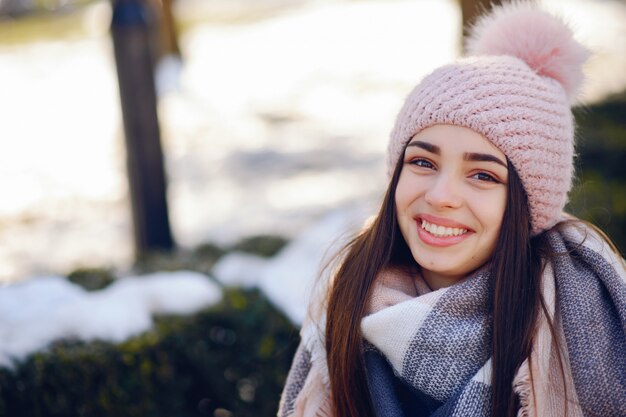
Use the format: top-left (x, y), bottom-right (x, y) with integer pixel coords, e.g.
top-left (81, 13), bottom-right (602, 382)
top-left (324, 148), bottom-right (562, 417)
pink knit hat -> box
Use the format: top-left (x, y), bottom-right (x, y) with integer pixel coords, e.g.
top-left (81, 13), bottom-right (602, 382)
top-left (387, 2), bottom-right (589, 235)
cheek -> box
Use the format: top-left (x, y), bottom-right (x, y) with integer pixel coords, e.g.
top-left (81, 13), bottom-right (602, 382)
top-left (394, 186), bottom-right (408, 213)
top-left (394, 174), bottom-right (408, 211)
top-left (394, 171), bottom-right (419, 211)
top-left (480, 189), bottom-right (507, 234)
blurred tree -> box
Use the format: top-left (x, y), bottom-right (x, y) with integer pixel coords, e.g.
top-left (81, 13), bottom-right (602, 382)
top-left (110, 0), bottom-right (174, 255)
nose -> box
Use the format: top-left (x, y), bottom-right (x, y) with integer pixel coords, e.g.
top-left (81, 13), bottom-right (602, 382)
top-left (424, 173), bottom-right (462, 209)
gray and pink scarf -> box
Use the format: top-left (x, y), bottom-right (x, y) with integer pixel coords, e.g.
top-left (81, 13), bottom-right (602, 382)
top-left (278, 224), bottom-right (626, 417)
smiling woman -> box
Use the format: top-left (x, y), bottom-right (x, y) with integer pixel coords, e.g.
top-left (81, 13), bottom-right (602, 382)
top-left (395, 125), bottom-right (508, 290)
top-left (278, 2), bottom-right (626, 417)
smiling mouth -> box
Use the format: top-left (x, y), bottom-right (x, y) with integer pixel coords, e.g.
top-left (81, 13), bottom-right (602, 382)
top-left (420, 219), bottom-right (469, 238)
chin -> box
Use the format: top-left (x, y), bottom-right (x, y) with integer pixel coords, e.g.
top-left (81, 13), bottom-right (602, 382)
top-left (410, 245), bottom-right (484, 279)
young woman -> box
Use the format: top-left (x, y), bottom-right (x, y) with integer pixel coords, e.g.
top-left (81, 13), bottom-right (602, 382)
top-left (278, 3), bottom-right (626, 417)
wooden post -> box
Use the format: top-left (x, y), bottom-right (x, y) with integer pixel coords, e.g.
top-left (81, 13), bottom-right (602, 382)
top-left (110, 0), bottom-right (174, 254)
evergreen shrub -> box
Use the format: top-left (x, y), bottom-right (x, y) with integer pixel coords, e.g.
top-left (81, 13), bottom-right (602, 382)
top-left (570, 97), bottom-right (626, 253)
top-left (0, 288), bottom-right (299, 417)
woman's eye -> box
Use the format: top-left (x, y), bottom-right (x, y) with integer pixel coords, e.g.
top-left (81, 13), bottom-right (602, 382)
top-left (471, 172), bottom-right (499, 183)
top-left (410, 159), bottom-right (434, 169)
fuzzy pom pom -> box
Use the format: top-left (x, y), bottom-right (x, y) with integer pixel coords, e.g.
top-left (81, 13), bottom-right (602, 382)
top-left (466, 1), bottom-right (589, 101)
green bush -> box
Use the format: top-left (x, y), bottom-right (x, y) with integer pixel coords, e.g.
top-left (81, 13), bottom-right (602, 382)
top-left (229, 236), bottom-right (288, 258)
top-left (570, 97), bottom-right (626, 253)
top-left (131, 235), bottom-right (289, 278)
top-left (67, 268), bottom-right (116, 291)
top-left (0, 288), bottom-right (299, 417)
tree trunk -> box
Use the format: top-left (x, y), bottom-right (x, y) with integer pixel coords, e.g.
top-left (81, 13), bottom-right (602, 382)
top-left (110, 0), bottom-right (174, 255)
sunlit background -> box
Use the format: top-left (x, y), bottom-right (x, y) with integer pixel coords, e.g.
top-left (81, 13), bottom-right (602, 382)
top-left (0, 0), bottom-right (624, 282)
top-left (0, 0), bottom-right (624, 415)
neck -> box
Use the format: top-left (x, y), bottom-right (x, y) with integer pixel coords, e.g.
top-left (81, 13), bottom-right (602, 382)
top-left (421, 269), bottom-right (464, 291)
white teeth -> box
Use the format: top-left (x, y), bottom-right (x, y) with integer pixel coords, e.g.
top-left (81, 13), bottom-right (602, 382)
top-left (421, 219), bottom-right (467, 237)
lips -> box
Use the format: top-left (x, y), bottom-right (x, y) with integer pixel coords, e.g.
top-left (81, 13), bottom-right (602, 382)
top-left (418, 214), bottom-right (473, 230)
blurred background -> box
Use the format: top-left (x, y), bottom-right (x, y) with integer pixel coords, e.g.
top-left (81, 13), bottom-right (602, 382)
top-left (0, 0), bottom-right (624, 415)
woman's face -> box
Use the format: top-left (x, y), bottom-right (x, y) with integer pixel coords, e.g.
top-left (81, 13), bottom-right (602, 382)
top-left (395, 124), bottom-right (508, 289)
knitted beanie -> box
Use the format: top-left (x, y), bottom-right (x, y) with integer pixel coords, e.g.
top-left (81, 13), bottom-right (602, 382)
top-left (387, 2), bottom-right (589, 235)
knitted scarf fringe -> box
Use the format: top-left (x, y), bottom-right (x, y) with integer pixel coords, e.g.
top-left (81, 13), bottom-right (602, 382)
top-left (513, 359), bottom-right (534, 417)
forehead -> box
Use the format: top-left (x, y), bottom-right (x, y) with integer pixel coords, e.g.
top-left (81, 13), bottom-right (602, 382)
top-left (409, 124), bottom-right (506, 159)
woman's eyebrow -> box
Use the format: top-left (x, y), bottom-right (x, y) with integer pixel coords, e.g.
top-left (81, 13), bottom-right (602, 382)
top-left (464, 152), bottom-right (507, 168)
top-left (406, 141), bottom-right (439, 154)
top-left (407, 141), bottom-right (507, 168)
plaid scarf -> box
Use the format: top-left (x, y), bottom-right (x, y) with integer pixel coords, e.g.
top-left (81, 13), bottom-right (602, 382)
top-left (278, 225), bottom-right (626, 417)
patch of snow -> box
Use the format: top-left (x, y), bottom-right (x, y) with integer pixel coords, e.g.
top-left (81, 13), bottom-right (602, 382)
top-left (212, 204), bottom-right (374, 324)
top-left (0, 276), bottom-right (87, 322)
top-left (106, 271), bottom-right (223, 315)
top-left (212, 252), bottom-right (269, 288)
top-left (0, 271), bottom-right (222, 368)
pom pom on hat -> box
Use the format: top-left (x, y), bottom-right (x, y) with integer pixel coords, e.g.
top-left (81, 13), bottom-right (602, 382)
top-left (466, 1), bottom-right (590, 102)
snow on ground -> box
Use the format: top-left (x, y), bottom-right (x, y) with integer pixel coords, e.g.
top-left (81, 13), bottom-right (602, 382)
top-left (0, 203), bottom-right (369, 367)
top-left (212, 203), bottom-right (374, 324)
top-left (0, 271), bottom-right (222, 367)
